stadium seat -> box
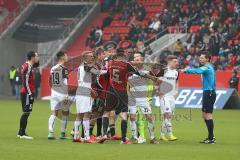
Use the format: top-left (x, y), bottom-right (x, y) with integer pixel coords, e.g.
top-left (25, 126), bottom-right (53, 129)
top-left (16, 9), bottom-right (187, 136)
top-left (189, 25), bottom-right (201, 33)
top-left (110, 20), bottom-right (126, 27)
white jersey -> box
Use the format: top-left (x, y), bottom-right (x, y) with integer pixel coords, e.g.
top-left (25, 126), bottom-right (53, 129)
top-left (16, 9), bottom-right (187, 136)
top-left (159, 67), bottom-right (179, 97)
top-left (128, 70), bottom-right (149, 99)
top-left (50, 64), bottom-right (68, 96)
top-left (76, 62), bottom-right (92, 96)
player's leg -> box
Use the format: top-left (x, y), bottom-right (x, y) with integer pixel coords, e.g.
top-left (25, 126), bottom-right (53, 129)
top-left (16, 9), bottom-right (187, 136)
top-left (120, 111), bottom-right (131, 144)
top-left (98, 87), bottom-right (116, 143)
top-left (73, 96), bottom-right (83, 142)
top-left (96, 99), bottom-right (104, 137)
top-left (73, 113), bottom-right (83, 142)
top-left (83, 112), bottom-right (96, 143)
top-left (60, 110), bottom-right (69, 139)
top-left (89, 111), bottom-right (97, 138)
top-left (48, 96), bottom-right (59, 139)
top-left (48, 110), bottom-right (58, 139)
top-left (201, 90), bottom-right (216, 144)
top-left (141, 104), bottom-right (158, 144)
top-left (128, 96), bottom-right (137, 141)
top-left (129, 111), bottom-right (138, 141)
top-left (109, 111), bottom-right (117, 138)
top-left (18, 93), bottom-right (34, 139)
top-left (160, 97), bottom-right (177, 141)
top-left (137, 108), bottom-right (146, 143)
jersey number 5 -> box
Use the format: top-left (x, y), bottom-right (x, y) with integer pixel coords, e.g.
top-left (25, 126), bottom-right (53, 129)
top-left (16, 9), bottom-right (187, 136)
top-left (112, 69), bottom-right (120, 82)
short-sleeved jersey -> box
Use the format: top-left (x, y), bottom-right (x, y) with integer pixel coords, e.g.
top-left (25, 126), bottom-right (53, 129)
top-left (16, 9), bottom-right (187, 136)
top-left (76, 63), bottom-right (93, 96)
top-left (50, 64), bottom-right (68, 95)
top-left (160, 67), bottom-right (179, 97)
top-left (21, 62), bottom-right (35, 94)
top-left (108, 60), bottom-right (136, 91)
top-left (128, 70), bottom-right (149, 98)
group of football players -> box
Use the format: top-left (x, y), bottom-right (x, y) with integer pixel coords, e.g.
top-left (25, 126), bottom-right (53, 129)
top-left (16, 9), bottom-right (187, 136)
top-left (48, 41), bottom-right (179, 144)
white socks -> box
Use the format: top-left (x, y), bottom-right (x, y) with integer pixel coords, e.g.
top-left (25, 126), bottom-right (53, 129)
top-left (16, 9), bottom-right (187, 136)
top-left (164, 118), bottom-right (172, 135)
top-left (74, 120), bottom-right (82, 139)
top-left (161, 120), bottom-right (167, 136)
top-left (130, 120), bottom-right (137, 139)
top-left (48, 115), bottom-right (56, 132)
top-left (83, 118), bottom-right (90, 140)
top-left (148, 122), bottom-right (155, 140)
top-left (61, 115), bottom-right (68, 133)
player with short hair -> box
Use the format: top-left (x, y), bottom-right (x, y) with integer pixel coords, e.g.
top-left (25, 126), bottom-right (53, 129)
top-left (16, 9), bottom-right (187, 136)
top-left (158, 55), bottom-right (179, 141)
top-left (99, 48), bottom-right (157, 144)
top-left (17, 51), bottom-right (39, 139)
top-left (183, 52), bottom-right (216, 144)
top-left (128, 52), bottom-right (158, 144)
top-left (73, 51), bottom-right (101, 143)
top-left (48, 51), bottom-right (70, 140)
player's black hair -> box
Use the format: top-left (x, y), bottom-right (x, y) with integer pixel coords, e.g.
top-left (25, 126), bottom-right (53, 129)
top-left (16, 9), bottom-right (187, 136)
top-left (116, 48), bottom-right (125, 57)
top-left (56, 51), bottom-right (66, 60)
top-left (27, 51), bottom-right (36, 60)
top-left (201, 51), bottom-right (211, 62)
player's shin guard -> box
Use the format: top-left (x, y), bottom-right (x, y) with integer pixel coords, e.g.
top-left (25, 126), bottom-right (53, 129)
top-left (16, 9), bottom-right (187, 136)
top-left (148, 122), bottom-right (155, 140)
top-left (109, 124), bottom-right (115, 137)
top-left (48, 115), bottom-right (56, 133)
top-left (121, 120), bottom-right (128, 142)
top-left (19, 112), bottom-right (30, 135)
top-left (137, 110), bottom-right (146, 138)
top-left (61, 115), bottom-right (68, 133)
top-left (90, 124), bottom-right (94, 136)
top-left (161, 120), bottom-right (167, 136)
top-left (74, 120), bottom-right (82, 139)
top-left (130, 120), bottom-right (137, 139)
top-left (96, 117), bottom-right (102, 136)
top-left (164, 119), bottom-right (172, 134)
top-left (102, 117), bottom-right (109, 136)
top-left (83, 118), bottom-right (90, 140)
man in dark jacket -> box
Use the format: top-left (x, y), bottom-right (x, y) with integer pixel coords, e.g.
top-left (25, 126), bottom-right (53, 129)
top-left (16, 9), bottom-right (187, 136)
top-left (229, 70), bottom-right (239, 91)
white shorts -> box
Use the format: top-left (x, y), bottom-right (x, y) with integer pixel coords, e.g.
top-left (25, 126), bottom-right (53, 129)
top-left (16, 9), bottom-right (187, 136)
top-left (76, 95), bottom-right (93, 113)
top-left (159, 96), bottom-right (175, 114)
top-left (128, 98), bottom-right (152, 114)
top-left (50, 93), bottom-right (69, 112)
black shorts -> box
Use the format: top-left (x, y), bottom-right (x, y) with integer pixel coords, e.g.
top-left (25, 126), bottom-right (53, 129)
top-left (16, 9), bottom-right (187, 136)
top-left (105, 86), bottom-right (128, 114)
top-left (92, 98), bottom-right (105, 114)
top-left (21, 93), bottom-right (34, 113)
top-left (202, 90), bottom-right (216, 113)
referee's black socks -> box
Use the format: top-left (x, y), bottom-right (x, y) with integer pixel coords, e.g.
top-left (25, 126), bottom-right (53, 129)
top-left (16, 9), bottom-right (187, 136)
top-left (205, 119), bottom-right (214, 140)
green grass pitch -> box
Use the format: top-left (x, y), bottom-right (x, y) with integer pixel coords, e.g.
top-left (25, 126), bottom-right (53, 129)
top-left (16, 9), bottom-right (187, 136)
top-left (0, 99), bottom-right (239, 160)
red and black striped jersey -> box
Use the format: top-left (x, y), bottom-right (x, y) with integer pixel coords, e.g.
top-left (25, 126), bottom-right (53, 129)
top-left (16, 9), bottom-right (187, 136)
top-left (21, 62), bottom-right (35, 94)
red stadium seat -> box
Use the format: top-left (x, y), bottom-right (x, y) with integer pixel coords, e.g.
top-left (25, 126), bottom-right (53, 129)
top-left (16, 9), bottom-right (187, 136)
top-left (110, 20), bottom-right (127, 27)
top-left (103, 34), bottom-right (112, 41)
top-left (189, 25), bottom-right (201, 33)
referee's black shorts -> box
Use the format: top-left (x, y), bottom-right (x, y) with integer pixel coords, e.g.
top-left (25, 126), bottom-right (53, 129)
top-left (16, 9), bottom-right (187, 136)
top-left (21, 93), bottom-right (34, 113)
top-left (202, 90), bottom-right (216, 113)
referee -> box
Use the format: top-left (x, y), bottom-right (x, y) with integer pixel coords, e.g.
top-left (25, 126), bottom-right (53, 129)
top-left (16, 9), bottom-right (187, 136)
top-left (183, 51), bottom-right (216, 144)
top-left (17, 51), bottom-right (39, 139)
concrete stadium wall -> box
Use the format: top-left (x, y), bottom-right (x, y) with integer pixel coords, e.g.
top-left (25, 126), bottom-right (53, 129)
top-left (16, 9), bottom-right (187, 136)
top-left (0, 37), bottom-right (37, 96)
